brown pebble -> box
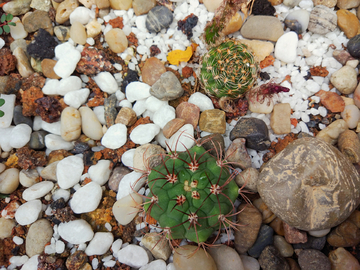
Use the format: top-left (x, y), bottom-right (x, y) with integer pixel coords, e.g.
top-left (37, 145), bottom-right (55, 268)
top-left (315, 90), bottom-right (345, 113)
top-left (162, 118), bottom-right (186, 139)
top-left (141, 57), bottom-right (166, 86)
top-left (115, 107), bottom-right (137, 126)
top-left (175, 102), bottom-right (200, 129)
top-left (338, 130), bottom-right (360, 163)
top-left (41, 59), bottom-right (61, 79)
top-left (66, 250), bottom-right (88, 270)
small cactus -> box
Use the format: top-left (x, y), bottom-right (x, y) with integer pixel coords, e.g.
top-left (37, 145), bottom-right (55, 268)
top-left (200, 40), bottom-right (259, 100)
top-left (143, 143), bottom-right (239, 244)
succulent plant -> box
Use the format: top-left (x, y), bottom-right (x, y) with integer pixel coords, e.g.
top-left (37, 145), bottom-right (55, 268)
top-left (143, 143), bottom-right (240, 244)
top-left (0, 98), bottom-right (5, 117)
top-left (200, 40), bottom-right (259, 100)
top-left (0, 13), bottom-right (15, 35)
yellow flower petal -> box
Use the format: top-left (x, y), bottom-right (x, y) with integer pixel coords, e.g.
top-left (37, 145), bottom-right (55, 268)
top-left (167, 46), bottom-right (194, 65)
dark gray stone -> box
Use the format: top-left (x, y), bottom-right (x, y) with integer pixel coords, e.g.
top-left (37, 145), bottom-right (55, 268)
top-left (229, 117), bottom-right (270, 151)
top-left (348, 34), bottom-right (360, 58)
top-left (145, 6), bottom-right (173, 33)
top-left (258, 245), bottom-right (290, 270)
top-left (298, 249), bottom-right (331, 270)
top-left (258, 137), bottom-right (360, 231)
top-left (200, 133), bottom-right (225, 157)
top-left (13, 105), bottom-right (32, 127)
top-left (150, 71), bottom-right (183, 101)
top-left (248, 224), bottom-right (274, 258)
top-left (284, 19), bottom-right (303, 34)
top-left (29, 131), bottom-right (48, 150)
top-left (293, 235), bottom-right (327, 250)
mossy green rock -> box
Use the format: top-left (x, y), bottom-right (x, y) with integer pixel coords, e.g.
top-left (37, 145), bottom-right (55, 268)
top-left (258, 137), bottom-right (360, 231)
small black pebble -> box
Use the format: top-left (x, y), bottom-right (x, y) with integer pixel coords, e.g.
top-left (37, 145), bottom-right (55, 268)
top-left (306, 120), bottom-right (317, 128)
top-left (50, 198), bottom-right (66, 209)
top-left (303, 71), bottom-right (312, 80)
top-left (252, 0), bottom-right (276, 16)
top-left (121, 70), bottom-right (139, 92)
top-left (71, 142), bottom-right (90, 154)
top-left (260, 71), bottom-right (271, 81)
top-left (27, 28), bottom-right (58, 60)
top-left (178, 14), bottom-right (198, 40)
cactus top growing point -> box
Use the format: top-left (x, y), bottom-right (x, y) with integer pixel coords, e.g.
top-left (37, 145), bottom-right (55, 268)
top-left (144, 144), bottom-right (239, 244)
top-left (200, 40), bottom-right (259, 100)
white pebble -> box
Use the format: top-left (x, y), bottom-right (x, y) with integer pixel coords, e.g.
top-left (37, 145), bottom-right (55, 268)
top-left (85, 232), bottom-right (114, 256)
top-left (341, 104), bottom-right (360, 129)
top-left (140, 260), bottom-right (167, 270)
top-left (93, 106), bottom-right (106, 125)
top-left (115, 90), bottom-right (126, 101)
top-left (121, 149), bottom-right (135, 168)
top-left (275, 32), bottom-right (299, 63)
top-left (88, 160), bottom-right (112, 185)
top-left (130, 124), bottom-right (160, 144)
top-left (70, 7), bottom-right (93, 25)
top-left (42, 76), bottom-right (82, 96)
top-left (20, 254), bottom-right (39, 270)
top-left (13, 236), bottom-right (24, 245)
top-left (145, 96), bottom-right (168, 112)
top-left (153, 105), bottom-right (176, 129)
top-left (188, 92), bottom-right (214, 111)
top-left (111, 239), bottom-right (123, 254)
top-left (318, 106), bottom-right (327, 117)
top-left (119, 99), bottom-right (133, 108)
top-left (64, 88), bottom-right (90, 108)
top-left (55, 240), bottom-right (65, 254)
top-left (101, 124), bottom-right (127, 149)
top-left (53, 42), bottom-right (81, 78)
top-left (58, 220), bottom-right (94, 244)
top-left (41, 121), bottom-right (61, 135)
top-left (94, 72), bottom-right (118, 94)
top-left (9, 124), bottom-right (32, 148)
top-left (133, 99), bottom-right (147, 116)
top-left (70, 182), bottom-right (102, 214)
top-left (15, 200), bottom-right (42, 226)
top-left (56, 156), bottom-right (84, 189)
top-left (9, 17), bottom-right (27, 40)
top-left (126, 82), bottom-right (151, 102)
top-left (0, 94), bottom-right (16, 128)
top-left (166, 124), bottom-right (195, 152)
top-left (45, 134), bottom-right (74, 151)
top-left (92, 258), bottom-right (99, 269)
top-left (22, 181), bottom-right (54, 201)
top-left (117, 245), bottom-right (149, 268)
top-left (116, 171), bottom-right (146, 200)
top-left (113, 193), bottom-right (142, 225)
top-left (0, 38), bottom-right (4, 49)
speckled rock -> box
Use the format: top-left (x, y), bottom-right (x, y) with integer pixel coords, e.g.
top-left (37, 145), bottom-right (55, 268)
top-left (150, 71), bottom-right (183, 101)
top-left (258, 245), bottom-right (290, 270)
top-left (240, 15), bottom-right (284, 42)
top-left (230, 117), bottom-right (271, 151)
top-left (22, 10), bottom-right (53, 34)
top-left (115, 107), bottom-right (137, 126)
top-left (283, 222), bottom-right (307, 244)
top-left (308, 5), bottom-right (337, 35)
top-left (176, 102), bottom-right (200, 129)
top-left (313, 0), bottom-right (337, 7)
top-left (146, 6), bottom-right (173, 33)
top-left (225, 138), bottom-right (251, 169)
top-left (132, 143), bottom-right (165, 172)
top-left (298, 249), bottom-right (331, 270)
top-left (235, 167), bottom-right (259, 192)
top-left (141, 232), bottom-right (172, 261)
top-left (162, 118), bottom-right (186, 139)
top-left (108, 166), bottom-right (131, 192)
top-left (258, 137), bottom-right (360, 231)
top-left (133, 0), bottom-right (156, 16)
top-left (200, 133), bottom-right (225, 157)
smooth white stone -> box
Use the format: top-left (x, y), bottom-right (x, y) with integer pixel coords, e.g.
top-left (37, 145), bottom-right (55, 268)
top-left (112, 238), bottom-right (123, 254)
top-left (188, 92), bottom-right (214, 111)
top-left (93, 106), bottom-right (106, 125)
top-left (0, 38), bottom-right (4, 49)
top-left (22, 181), bottom-right (54, 201)
top-left (145, 96), bottom-right (168, 112)
top-left (275, 32), bottom-right (299, 63)
top-left (126, 82), bottom-right (151, 102)
top-left (285, 9), bottom-right (310, 33)
top-left (0, 168), bottom-right (19, 194)
top-left (85, 232), bottom-right (114, 256)
top-left (93, 72), bottom-right (118, 94)
top-left (88, 160), bottom-right (112, 185)
top-left (60, 107), bottom-right (82, 142)
top-left (308, 228), bottom-right (331, 237)
top-left (52, 188), bottom-right (71, 202)
top-left (116, 171), bottom-right (146, 200)
top-left (130, 123), bottom-right (160, 144)
top-left (9, 124), bottom-right (32, 148)
top-left (101, 123), bottom-right (127, 149)
top-left (41, 121), bottom-right (61, 135)
top-left (132, 99), bottom-right (147, 116)
top-left (341, 104), bottom-right (360, 129)
top-left (70, 182), bottom-right (102, 213)
top-left (58, 220), bottom-right (94, 244)
top-left (56, 156), bottom-right (84, 189)
top-left (0, 126), bottom-right (14, 151)
top-left (9, 17), bottom-right (28, 40)
top-left (55, 240), bottom-right (65, 254)
top-left (15, 200), bottom-right (42, 226)
top-left (32, 116), bottom-right (42, 131)
top-left (153, 105), bottom-right (176, 129)
top-left (19, 169), bottom-right (39, 188)
top-left (20, 254), bottom-right (39, 270)
top-left (53, 42), bottom-right (81, 78)
top-left (121, 149), bottom-right (135, 168)
top-left (119, 99), bottom-right (132, 108)
top-left (0, 163), bottom-right (6, 174)
top-left (64, 88), bottom-right (90, 108)
top-left (113, 193), bottom-right (142, 225)
top-left (115, 90), bottom-right (126, 101)
top-left (140, 260), bottom-right (167, 270)
top-left (117, 245), bottom-right (149, 268)
top-left (42, 76), bottom-right (82, 96)
top-left (45, 134), bottom-right (74, 151)
top-left (70, 6), bottom-right (93, 25)
top-left (79, 107), bottom-right (104, 140)
top-left (0, 94), bottom-right (16, 128)
top-left (165, 124), bottom-right (195, 152)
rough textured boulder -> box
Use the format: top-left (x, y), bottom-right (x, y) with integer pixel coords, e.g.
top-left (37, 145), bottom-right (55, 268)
top-left (257, 137), bottom-right (360, 231)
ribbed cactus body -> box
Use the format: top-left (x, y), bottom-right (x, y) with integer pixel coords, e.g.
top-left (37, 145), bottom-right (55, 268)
top-left (144, 145), bottom-right (239, 243)
top-left (200, 40), bottom-right (259, 99)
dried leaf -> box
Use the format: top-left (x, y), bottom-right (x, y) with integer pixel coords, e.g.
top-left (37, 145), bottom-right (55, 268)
top-left (167, 45), bottom-right (194, 65)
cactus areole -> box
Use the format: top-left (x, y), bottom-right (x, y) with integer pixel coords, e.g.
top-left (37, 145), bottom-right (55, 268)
top-left (144, 145), bottom-right (239, 243)
top-left (200, 40), bottom-right (259, 100)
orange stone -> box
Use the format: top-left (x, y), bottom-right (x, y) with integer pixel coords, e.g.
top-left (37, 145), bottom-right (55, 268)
top-left (337, 9), bottom-right (360, 39)
top-left (41, 59), bottom-right (61, 79)
top-left (141, 57), bottom-right (166, 86)
top-left (315, 90), bottom-right (345, 113)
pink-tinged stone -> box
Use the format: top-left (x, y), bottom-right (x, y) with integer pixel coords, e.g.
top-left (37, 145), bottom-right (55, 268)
top-left (141, 57), bottom-right (166, 86)
top-left (162, 118), bottom-right (186, 139)
top-left (315, 90), bottom-right (345, 113)
top-left (283, 222), bottom-right (307, 244)
top-left (175, 102), bottom-right (200, 129)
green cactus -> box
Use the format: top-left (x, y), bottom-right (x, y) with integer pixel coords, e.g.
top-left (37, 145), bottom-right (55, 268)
top-left (0, 98), bottom-right (5, 117)
top-left (143, 143), bottom-right (239, 244)
top-left (200, 40), bottom-right (259, 100)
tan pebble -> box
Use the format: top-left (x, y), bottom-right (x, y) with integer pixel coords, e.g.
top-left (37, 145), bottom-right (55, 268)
top-left (253, 197), bottom-right (276, 223)
top-left (133, 0), bottom-right (156, 16)
top-left (202, 0), bottom-right (222, 12)
top-left (338, 130), bottom-right (360, 163)
top-left (52, 0), bottom-right (60, 10)
top-left (79, 0), bottom-right (96, 8)
top-left (235, 167), bottom-right (259, 192)
top-left (341, 96), bottom-right (355, 106)
top-left (223, 12), bottom-right (243, 36)
top-left (240, 39), bottom-right (274, 62)
top-left (56, 0), bottom-right (79, 24)
top-left (61, 107), bottom-right (82, 142)
top-left (270, 103), bottom-right (291, 135)
top-left (313, 0), bottom-right (337, 7)
top-left (26, 219), bottom-right (53, 257)
top-left (96, 0), bottom-right (110, 8)
top-left (0, 168), bottom-right (20, 194)
top-left (337, 0), bottom-right (360, 9)
top-left (316, 119), bottom-right (348, 145)
top-left (79, 107), bottom-right (104, 140)
top-left (105, 28), bottom-right (128, 53)
top-left (70, 21), bottom-right (87, 45)
top-left (133, 144), bottom-right (165, 172)
top-left (41, 59), bottom-right (61, 79)
top-left (141, 233), bottom-right (171, 261)
top-left (30, 58), bottom-right (42, 73)
top-left (173, 245), bottom-right (217, 270)
top-left (19, 169), bottom-right (40, 188)
top-left (269, 217), bottom-right (285, 236)
top-left (268, 0), bottom-right (283, 5)
top-left (337, 9), bottom-right (359, 39)
top-left (86, 19), bottom-right (102, 38)
top-left (162, 118), bottom-right (185, 139)
top-left (112, 193), bottom-right (142, 225)
top-left (54, 26), bottom-right (71, 41)
top-left (341, 104), bottom-right (360, 129)
top-left (115, 107), bottom-right (137, 126)
top-left (109, 0), bottom-right (132, 10)
top-left (13, 47), bottom-right (34, 78)
top-left (329, 247), bottom-right (360, 269)
top-left (0, 218), bottom-right (16, 239)
top-left (40, 161), bottom-right (59, 181)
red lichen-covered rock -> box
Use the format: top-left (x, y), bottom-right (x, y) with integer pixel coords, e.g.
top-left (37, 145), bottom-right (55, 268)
top-left (0, 48), bottom-right (17, 76)
top-left (16, 147), bottom-right (47, 170)
top-left (76, 47), bottom-right (113, 75)
top-left (315, 89), bottom-right (345, 112)
top-left (35, 96), bottom-right (63, 123)
top-left (21, 86), bottom-right (44, 117)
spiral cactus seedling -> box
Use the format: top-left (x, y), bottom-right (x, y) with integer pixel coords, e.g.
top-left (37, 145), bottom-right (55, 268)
top-left (143, 142), bottom-right (240, 245)
top-left (200, 40), bottom-right (259, 100)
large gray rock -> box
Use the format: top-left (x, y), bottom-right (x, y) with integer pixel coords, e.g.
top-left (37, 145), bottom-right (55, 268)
top-left (258, 137), bottom-right (360, 231)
